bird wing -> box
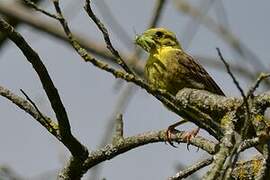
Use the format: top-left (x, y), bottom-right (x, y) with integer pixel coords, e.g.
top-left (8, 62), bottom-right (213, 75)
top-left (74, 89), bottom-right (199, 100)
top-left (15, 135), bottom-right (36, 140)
top-left (166, 49), bottom-right (225, 96)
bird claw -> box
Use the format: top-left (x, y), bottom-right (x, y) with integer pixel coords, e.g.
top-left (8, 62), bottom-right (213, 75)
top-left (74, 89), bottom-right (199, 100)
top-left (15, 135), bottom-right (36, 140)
top-left (181, 128), bottom-right (200, 151)
top-left (164, 120), bottom-right (200, 150)
top-left (165, 126), bottom-right (180, 148)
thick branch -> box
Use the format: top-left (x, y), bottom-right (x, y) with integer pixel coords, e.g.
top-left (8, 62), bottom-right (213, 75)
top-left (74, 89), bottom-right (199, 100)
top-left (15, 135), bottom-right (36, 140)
top-left (176, 88), bottom-right (241, 118)
top-left (82, 130), bottom-right (216, 173)
top-left (0, 18), bottom-right (88, 160)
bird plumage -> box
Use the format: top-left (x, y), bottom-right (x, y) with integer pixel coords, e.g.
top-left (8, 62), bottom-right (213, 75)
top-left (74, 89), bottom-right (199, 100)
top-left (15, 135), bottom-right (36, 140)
top-left (136, 27), bottom-right (224, 96)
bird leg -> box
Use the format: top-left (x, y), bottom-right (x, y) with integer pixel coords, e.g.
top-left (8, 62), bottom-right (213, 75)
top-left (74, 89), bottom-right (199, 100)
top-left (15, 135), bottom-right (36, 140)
top-left (166, 119), bottom-right (200, 149)
top-left (182, 127), bottom-right (200, 151)
top-left (166, 119), bottom-right (188, 147)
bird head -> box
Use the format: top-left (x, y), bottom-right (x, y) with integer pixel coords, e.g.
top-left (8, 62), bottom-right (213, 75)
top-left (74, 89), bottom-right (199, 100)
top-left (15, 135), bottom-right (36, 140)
top-left (135, 28), bottom-right (181, 53)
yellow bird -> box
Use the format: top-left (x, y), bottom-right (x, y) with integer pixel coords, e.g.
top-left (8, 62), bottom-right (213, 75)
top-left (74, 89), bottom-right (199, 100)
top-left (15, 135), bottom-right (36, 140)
top-left (135, 28), bottom-right (225, 146)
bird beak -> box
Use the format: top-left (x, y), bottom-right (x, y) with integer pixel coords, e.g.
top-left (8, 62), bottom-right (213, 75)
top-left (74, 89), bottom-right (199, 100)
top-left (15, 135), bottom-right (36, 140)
top-left (135, 34), bottom-right (155, 52)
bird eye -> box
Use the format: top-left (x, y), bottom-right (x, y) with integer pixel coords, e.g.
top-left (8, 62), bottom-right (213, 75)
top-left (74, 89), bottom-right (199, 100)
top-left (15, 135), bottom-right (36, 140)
top-left (155, 31), bottom-right (163, 38)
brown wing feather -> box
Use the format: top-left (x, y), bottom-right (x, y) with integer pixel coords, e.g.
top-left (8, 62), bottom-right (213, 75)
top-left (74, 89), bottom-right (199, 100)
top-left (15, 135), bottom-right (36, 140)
top-left (177, 50), bottom-right (225, 96)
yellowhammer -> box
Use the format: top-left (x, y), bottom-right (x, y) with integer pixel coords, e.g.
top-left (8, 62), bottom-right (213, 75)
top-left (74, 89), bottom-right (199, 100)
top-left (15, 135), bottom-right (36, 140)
top-left (135, 28), bottom-right (225, 146)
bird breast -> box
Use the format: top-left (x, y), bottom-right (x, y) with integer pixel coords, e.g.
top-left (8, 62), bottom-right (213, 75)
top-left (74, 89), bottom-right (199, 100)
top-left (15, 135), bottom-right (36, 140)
top-left (144, 47), bottom-right (187, 95)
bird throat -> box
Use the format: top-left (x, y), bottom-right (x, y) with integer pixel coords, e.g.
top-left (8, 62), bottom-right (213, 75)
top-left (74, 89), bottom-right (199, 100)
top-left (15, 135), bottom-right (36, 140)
top-left (145, 47), bottom-right (175, 89)
top-left (151, 46), bottom-right (179, 64)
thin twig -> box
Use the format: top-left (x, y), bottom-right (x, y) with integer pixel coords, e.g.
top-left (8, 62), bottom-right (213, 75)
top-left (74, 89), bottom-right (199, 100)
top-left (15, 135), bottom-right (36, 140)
top-left (216, 48), bottom-right (251, 178)
top-left (169, 157), bottom-right (213, 180)
top-left (216, 48), bottom-right (250, 124)
top-left (94, 0), bottom-right (133, 49)
top-left (22, 0), bottom-right (59, 19)
top-left (84, 0), bottom-right (134, 75)
top-left (216, 48), bottom-right (245, 98)
top-left (20, 88), bottom-right (55, 131)
top-left (0, 85), bottom-right (59, 138)
top-left (216, 47), bottom-right (250, 137)
top-left (247, 73), bottom-right (270, 98)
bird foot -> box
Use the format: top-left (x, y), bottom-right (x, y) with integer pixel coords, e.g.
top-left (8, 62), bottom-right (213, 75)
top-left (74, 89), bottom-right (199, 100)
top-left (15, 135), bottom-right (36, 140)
top-left (182, 128), bottom-right (200, 151)
top-left (165, 126), bottom-right (181, 148)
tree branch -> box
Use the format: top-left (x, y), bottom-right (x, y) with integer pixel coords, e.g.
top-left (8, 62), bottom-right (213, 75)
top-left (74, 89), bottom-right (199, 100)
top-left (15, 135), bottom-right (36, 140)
top-left (169, 157), bottom-right (213, 180)
top-left (84, 0), bottom-right (134, 75)
top-left (0, 18), bottom-right (88, 160)
top-left (0, 85), bottom-right (59, 138)
top-left (82, 130), bottom-right (217, 173)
